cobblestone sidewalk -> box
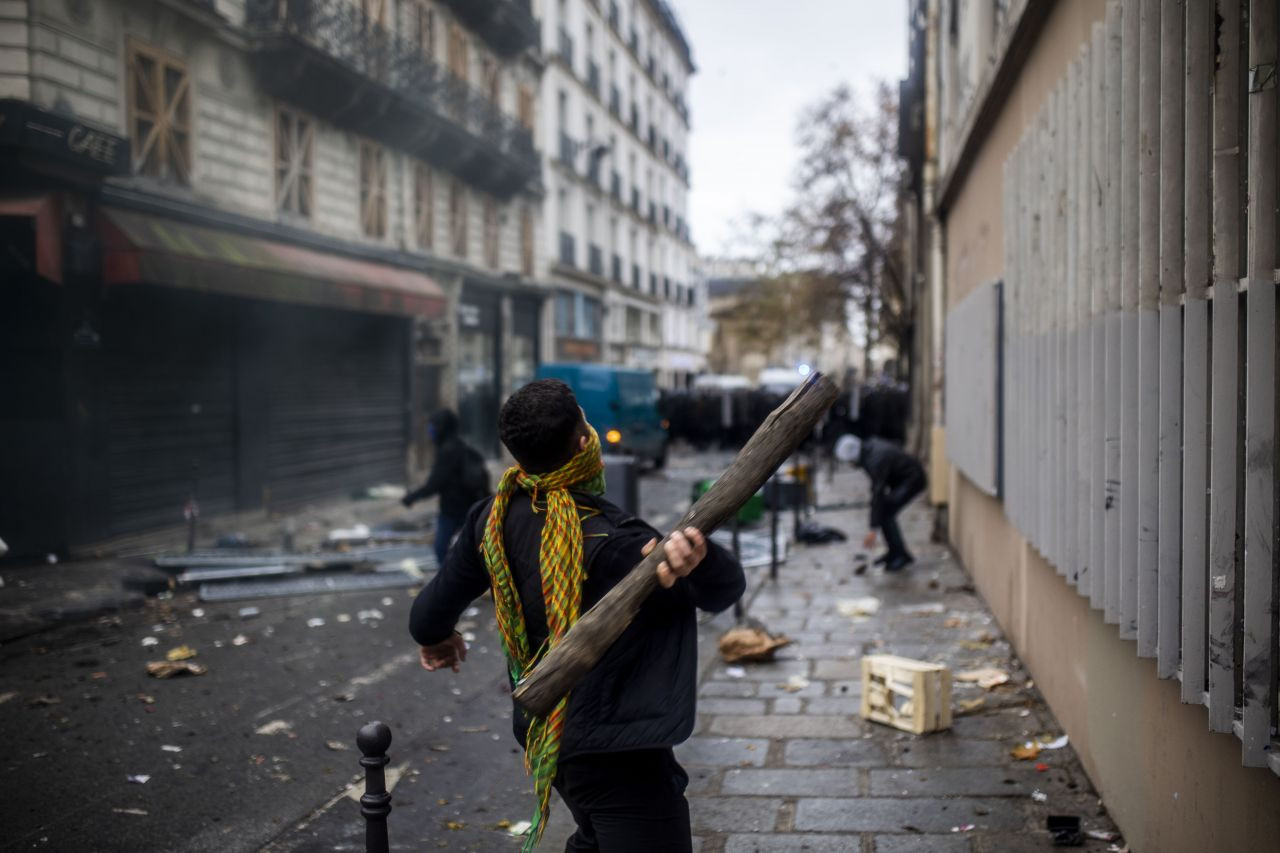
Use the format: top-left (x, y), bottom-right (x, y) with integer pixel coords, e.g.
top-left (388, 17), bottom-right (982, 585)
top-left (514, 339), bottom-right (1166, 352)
top-left (676, 469), bottom-right (1123, 853)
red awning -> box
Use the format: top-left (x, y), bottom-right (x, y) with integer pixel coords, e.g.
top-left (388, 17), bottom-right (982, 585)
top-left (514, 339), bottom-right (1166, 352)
top-left (0, 195), bottom-right (62, 283)
top-left (99, 207), bottom-right (445, 317)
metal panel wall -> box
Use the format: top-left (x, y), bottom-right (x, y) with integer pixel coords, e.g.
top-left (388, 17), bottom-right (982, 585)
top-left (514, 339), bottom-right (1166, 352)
top-left (944, 280), bottom-right (1002, 497)
top-left (998, 0), bottom-right (1279, 772)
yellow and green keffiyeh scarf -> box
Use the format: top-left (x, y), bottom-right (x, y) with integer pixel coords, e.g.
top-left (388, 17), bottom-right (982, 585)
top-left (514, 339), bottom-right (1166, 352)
top-left (481, 425), bottom-right (605, 850)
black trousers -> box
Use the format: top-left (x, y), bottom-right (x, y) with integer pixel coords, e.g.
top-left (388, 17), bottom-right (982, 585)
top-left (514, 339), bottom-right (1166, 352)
top-left (554, 748), bottom-right (692, 852)
top-left (875, 472), bottom-right (927, 560)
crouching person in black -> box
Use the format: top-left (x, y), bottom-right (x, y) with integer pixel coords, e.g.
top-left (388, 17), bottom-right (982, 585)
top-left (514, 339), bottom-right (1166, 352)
top-left (836, 434), bottom-right (927, 572)
top-left (409, 379), bottom-right (745, 852)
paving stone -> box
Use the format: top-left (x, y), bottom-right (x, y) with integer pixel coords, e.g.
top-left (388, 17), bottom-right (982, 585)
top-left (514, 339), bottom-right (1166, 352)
top-left (971, 831), bottom-right (1114, 852)
top-left (788, 643), bottom-right (863, 659)
top-left (893, 736), bottom-right (1010, 768)
top-left (699, 697), bottom-right (770, 715)
top-left (793, 797), bottom-right (1027, 833)
top-left (772, 696), bottom-right (803, 714)
top-left (756, 680), bottom-right (825, 699)
top-left (803, 696), bottom-right (861, 715)
top-left (724, 834), bottom-right (868, 853)
top-left (813, 659), bottom-right (862, 679)
top-left (701, 680), bottom-right (760, 698)
top-left (947, 710), bottom-right (1039, 740)
top-left (710, 715), bottom-right (864, 739)
top-left (825, 679), bottom-right (862, 698)
top-left (691, 797), bottom-right (784, 833)
top-left (869, 767), bottom-right (1035, 797)
top-left (685, 765), bottom-right (719, 796)
top-left (782, 737), bottom-right (889, 767)
top-left (714, 660), bottom-right (811, 681)
top-left (679, 736), bottom-right (770, 768)
top-left (721, 768), bottom-right (859, 797)
top-left (873, 833), bottom-right (971, 852)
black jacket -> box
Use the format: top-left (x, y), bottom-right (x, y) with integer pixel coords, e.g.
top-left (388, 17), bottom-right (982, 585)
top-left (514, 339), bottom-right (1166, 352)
top-left (405, 410), bottom-right (476, 521)
top-left (859, 437), bottom-right (926, 528)
top-left (408, 491), bottom-right (745, 759)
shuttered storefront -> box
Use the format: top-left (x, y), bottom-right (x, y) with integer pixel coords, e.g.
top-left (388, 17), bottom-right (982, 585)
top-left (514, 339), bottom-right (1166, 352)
top-left (262, 304), bottom-right (410, 509)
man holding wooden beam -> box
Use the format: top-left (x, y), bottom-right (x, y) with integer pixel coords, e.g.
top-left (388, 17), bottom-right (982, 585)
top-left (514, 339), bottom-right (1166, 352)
top-left (409, 378), bottom-right (745, 852)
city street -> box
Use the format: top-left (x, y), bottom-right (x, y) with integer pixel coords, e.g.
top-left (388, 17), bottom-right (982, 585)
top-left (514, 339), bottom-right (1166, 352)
top-left (0, 451), bottom-right (730, 853)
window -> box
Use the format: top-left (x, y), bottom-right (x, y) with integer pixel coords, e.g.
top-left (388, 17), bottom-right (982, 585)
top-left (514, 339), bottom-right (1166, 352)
top-left (359, 140), bottom-right (387, 238)
top-left (448, 23), bottom-right (469, 81)
top-left (449, 180), bottom-right (468, 257)
top-left (483, 198), bottom-right (500, 269)
top-left (413, 163), bottom-right (434, 249)
top-left (274, 106), bottom-right (313, 217)
top-left (413, 1), bottom-right (436, 60)
top-left (481, 54), bottom-right (501, 104)
top-left (518, 85), bottom-right (536, 133)
top-left (127, 40), bottom-right (191, 184)
top-left (520, 205), bottom-right (534, 276)
top-left (555, 292), bottom-right (600, 339)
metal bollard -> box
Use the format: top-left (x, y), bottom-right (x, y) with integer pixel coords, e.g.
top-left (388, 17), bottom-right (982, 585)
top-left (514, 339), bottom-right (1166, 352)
top-left (357, 721), bottom-right (393, 853)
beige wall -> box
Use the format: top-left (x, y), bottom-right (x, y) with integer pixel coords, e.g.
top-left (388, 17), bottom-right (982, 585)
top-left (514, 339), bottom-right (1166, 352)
top-left (943, 2), bottom-right (1280, 851)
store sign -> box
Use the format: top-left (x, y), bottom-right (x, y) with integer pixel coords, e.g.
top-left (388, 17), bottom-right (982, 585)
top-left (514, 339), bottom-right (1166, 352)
top-left (557, 337), bottom-right (600, 361)
top-left (457, 302), bottom-right (482, 328)
top-left (0, 99), bottom-right (129, 175)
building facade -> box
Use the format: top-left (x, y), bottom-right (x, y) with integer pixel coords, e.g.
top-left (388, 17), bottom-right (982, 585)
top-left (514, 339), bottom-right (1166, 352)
top-left (907, 1), bottom-right (1280, 849)
top-left (538, 0), bottom-right (702, 387)
top-left (0, 0), bottom-right (545, 554)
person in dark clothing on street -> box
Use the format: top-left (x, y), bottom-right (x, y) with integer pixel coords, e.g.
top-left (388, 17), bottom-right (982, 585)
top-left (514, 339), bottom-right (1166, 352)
top-left (835, 434), bottom-right (927, 572)
top-left (402, 408), bottom-right (489, 567)
top-left (409, 379), bottom-right (744, 852)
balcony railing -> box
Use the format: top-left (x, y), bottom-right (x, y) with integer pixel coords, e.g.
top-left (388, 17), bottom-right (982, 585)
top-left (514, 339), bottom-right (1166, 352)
top-left (435, 0), bottom-right (539, 57)
top-left (588, 244), bottom-right (604, 277)
top-left (559, 231), bottom-right (576, 267)
top-left (246, 0), bottom-right (537, 199)
top-left (558, 27), bottom-right (574, 68)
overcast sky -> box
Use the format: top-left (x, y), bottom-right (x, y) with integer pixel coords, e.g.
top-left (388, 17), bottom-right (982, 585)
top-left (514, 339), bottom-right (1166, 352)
top-left (675, 1), bottom-right (908, 258)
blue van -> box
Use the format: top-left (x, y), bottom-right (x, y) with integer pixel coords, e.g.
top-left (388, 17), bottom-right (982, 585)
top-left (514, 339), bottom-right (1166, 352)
top-left (534, 363), bottom-right (668, 467)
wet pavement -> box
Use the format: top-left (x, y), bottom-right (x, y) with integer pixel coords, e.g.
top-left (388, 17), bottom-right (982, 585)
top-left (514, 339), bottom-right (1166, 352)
top-left (0, 451), bottom-right (1122, 852)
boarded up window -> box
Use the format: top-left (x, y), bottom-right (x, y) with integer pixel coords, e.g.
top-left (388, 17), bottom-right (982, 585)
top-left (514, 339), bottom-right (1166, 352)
top-left (127, 40), bottom-right (191, 184)
top-left (483, 198), bottom-right (500, 269)
top-left (359, 140), bottom-right (387, 239)
top-left (449, 180), bottom-right (467, 257)
top-left (481, 54), bottom-right (501, 105)
top-left (448, 23), bottom-right (469, 81)
top-left (517, 85), bottom-right (536, 133)
top-left (414, 163), bottom-right (434, 250)
top-left (413, 1), bottom-right (436, 60)
top-left (274, 106), bottom-right (313, 217)
top-left (520, 205), bottom-right (534, 276)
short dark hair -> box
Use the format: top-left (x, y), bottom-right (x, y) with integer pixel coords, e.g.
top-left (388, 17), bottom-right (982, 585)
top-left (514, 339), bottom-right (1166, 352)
top-left (499, 379), bottom-right (584, 473)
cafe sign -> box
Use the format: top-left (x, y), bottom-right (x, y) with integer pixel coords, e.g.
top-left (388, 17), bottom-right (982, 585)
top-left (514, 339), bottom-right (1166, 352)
top-left (0, 99), bottom-right (129, 175)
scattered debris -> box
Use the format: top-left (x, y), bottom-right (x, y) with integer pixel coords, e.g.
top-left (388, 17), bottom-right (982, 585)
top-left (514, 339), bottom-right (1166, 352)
top-left (239, 606), bottom-right (261, 620)
top-left (165, 645), bottom-right (198, 662)
top-left (956, 697), bottom-right (986, 714)
top-left (357, 609), bottom-right (384, 622)
top-left (950, 824), bottom-right (975, 833)
top-left (955, 667), bottom-right (1011, 690)
top-left (191, 608), bottom-right (205, 618)
top-left (508, 820), bottom-right (532, 836)
top-left (1032, 789), bottom-right (1048, 803)
top-left (255, 719), bottom-right (293, 736)
top-left (140, 637), bottom-right (159, 648)
top-left (126, 775), bottom-right (150, 785)
top-left (1086, 830), bottom-right (1121, 842)
top-left (795, 521), bottom-right (847, 543)
top-left (146, 661), bottom-right (208, 678)
top-left (836, 597), bottom-right (881, 617)
top-left (724, 666), bottom-right (746, 679)
top-left (1011, 741), bottom-right (1042, 761)
top-left (781, 675), bottom-right (811, 693)
top-left (332, 692), bottom-right (355, 703)
top-left (325, 740), bottom-right (350, 751)
top-left (137, 693), bottom-right (155, 704)
top-left (27, 694), bottom-right (61, 707)
top-left (380, 596), bottom-right (394, 606)
top-left (306, 617), bottom-right (326, 628)
top-left (460, 726), bottom-right (490, 733)
top-left (446, 821), bottom-right (466, 831)
top-left (363, 484), bottom-right (406, 501)
top-left (231, 634), bottom-right (250, 646)
top-left (1046, 814), bottom-right (1085, 846)
top-left (1036, 762), bottom-right (1050, 772)
top-left (718, 626), bottom-right (792, 663)
top-left (1042, 734), bottom-right (1070, 749)
top-left (112, 808), bottom-right (148, 816)
top-left (0, 691), bottom-right (16, 706)
top-left (862, 655), bottom-right (952, 734)
top-left (336, 613), bottom-right (352, 623)
top-left (160, 745), bottom-right (183, 753)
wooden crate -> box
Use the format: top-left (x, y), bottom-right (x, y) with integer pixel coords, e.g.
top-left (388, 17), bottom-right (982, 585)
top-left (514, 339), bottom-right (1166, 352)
top-left (860, 654), bottom-right (953, 734)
